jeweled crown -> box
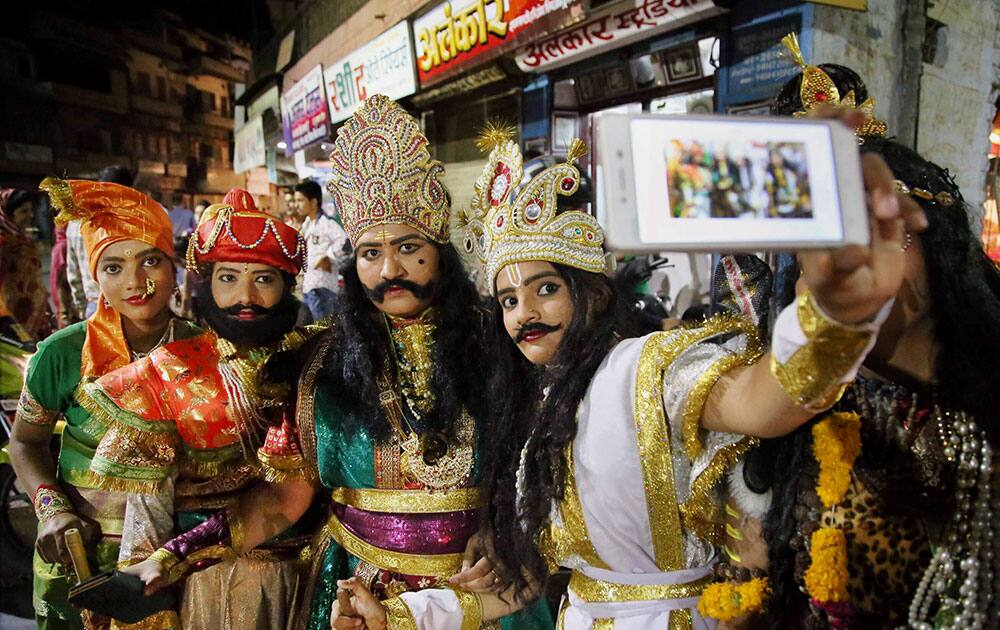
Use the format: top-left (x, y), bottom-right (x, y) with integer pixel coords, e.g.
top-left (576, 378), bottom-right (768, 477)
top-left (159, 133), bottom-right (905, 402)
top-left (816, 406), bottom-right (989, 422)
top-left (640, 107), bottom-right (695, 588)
top-left (780, 33), bottom-right (888, 138)
top-left (327, 94), bottom-right (450, 245)
top-left (461, 125), bottom-right (606, 294)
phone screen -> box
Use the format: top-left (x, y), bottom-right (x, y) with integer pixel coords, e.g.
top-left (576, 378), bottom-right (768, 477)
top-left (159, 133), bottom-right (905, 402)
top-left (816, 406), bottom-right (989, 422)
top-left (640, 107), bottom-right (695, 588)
top-left (628, 117), bottom-right (844, 247)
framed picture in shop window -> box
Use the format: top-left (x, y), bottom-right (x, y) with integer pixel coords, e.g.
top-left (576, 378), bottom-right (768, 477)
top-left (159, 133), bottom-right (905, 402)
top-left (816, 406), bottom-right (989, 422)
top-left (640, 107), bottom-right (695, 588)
top-left (552, 112), bottom-right (579, 153)
top-left (576, 72), bottom-right (605, 105)
top-left (663, 42), bottom-right (702, 84)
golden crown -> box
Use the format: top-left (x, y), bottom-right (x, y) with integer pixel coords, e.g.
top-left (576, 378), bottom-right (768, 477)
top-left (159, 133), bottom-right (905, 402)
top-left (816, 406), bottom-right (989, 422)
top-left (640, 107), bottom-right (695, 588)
top-left (327, 94), bottom-right (450, 245)
top-left (780, 33), bottom-right (888, 138)
top-left (461, 124), bottom-right (605, 294)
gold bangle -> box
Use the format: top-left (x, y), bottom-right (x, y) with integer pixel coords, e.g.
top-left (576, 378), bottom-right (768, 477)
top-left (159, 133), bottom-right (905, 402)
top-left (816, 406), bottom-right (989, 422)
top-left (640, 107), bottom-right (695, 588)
top-left (147, 548), bottom-right (180, 573)
top-left (453, 588), bottom-right (484, 630)
top-left (770, 291), bottom-right (873, 411)
top-left (382, 596), bottom-right (418, 630)
top-left (32, 486), bottom-right (73, 523)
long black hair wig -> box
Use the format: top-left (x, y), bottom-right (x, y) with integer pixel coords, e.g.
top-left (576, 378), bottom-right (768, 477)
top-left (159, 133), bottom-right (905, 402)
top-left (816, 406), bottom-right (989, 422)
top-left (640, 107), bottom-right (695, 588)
top-left (482, 263), bottom-right (640, 600)
top-left (316, 241), bottom-right (489, 445)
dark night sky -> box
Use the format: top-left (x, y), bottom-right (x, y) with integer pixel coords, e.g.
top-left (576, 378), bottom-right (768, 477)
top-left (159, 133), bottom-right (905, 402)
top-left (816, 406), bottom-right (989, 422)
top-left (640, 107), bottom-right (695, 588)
top-left (12, 0), bottom-right (274, 46)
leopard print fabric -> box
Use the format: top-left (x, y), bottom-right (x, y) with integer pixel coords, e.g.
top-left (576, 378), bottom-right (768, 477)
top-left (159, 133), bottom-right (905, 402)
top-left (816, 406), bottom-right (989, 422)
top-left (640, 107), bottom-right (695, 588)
top-left (820, 478), bottom-right (932, 626)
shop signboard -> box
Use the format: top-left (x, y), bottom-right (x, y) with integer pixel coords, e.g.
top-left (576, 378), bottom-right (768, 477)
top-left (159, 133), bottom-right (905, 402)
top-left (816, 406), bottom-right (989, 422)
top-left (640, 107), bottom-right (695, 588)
top-left (721, 11), bottom-right (805, 106)
top-left (413, 0), bottom-right (582, 86)
top-left (234, 114), bottom-right (267, 173)
top-left (323, 21), bottom-right (417, 124)
top-left (514, 0), bottom-right (720, 73)
top-left (280, 65), bottom-right (330, 155)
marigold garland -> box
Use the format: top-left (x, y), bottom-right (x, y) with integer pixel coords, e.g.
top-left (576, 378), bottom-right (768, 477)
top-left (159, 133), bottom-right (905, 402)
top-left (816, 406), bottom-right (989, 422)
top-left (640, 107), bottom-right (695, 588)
top-left (697, 577), bottom-right (769, 620)
top-left (803, 527), bottom-right (850, 603)
top-left (811, 412), bottom-right (861, 508)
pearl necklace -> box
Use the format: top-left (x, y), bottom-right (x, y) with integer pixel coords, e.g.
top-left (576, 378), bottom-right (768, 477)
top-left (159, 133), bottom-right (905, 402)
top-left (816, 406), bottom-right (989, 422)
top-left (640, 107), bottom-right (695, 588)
top-left (908, 411), bottom-right (995, 630)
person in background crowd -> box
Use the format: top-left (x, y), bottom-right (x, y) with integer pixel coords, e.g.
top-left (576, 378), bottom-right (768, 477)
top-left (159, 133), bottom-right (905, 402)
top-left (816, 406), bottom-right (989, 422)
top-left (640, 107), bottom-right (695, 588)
top-left (281, 186), bottom-right (300, 230)
top-left (49, 224), bottom-right (75, 328)
top-left (193, 198), bottom-right (211, 225)
top-left (167, 191), bottom-right (196, 241)
top-left (67, 165), bottom-right (133, 320)
top-left (0, 188), bottom-right (50, 340)
top-left (294, 179), bottom-right (349, 323)
top-left (11, 178), bottom-right (199, 630)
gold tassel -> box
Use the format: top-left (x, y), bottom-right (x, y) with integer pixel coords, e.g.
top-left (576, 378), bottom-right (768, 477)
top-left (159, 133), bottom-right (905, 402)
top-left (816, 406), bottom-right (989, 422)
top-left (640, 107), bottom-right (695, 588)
top-left (475, 118), bottom-right (517, 153)
top-left (565, 138), bottom-right (588, 165)
top-left (780, 32), bottom-right (806, 69)
top-left (39, 177), bottom-right (87, 226)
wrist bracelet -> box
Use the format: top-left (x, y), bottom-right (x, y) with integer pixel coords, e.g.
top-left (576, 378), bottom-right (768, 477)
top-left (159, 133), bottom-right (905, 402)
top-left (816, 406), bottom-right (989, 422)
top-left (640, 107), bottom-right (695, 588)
top-left (770, 291), bottom-right (890, 411)
top-left (147, 548), bottom-right (180, 573)
top-left (33, 484), bottom-right (73, 523)
top-left (453, 589), bottom-right (484, 630)
top-left (382, 596), bottom-right (417, 630)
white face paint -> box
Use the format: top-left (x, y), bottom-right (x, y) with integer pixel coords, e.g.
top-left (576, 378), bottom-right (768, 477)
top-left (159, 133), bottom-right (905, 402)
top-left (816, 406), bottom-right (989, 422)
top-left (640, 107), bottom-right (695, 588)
top-left (504, 263), bottom-right (524, 289)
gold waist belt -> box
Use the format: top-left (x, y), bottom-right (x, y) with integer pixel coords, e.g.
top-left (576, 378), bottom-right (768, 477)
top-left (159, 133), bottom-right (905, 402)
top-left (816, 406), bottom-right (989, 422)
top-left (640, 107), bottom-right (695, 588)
top-left (323, 510), bottom-right (465, 578)
top-left (568, 570), bottom-right (711, 603)
top-left (329, 486), bottom-right (483, 513)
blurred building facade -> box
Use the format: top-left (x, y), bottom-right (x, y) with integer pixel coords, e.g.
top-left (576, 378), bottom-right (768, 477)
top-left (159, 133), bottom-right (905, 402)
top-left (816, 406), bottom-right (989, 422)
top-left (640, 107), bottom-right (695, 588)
top-left (0, 9), bottom-right (251, 205)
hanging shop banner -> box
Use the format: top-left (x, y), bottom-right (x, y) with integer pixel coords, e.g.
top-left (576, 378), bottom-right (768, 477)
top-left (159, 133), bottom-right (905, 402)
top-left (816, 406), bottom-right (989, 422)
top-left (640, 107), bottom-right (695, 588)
top-left (413, 0), bottom-right (582, 86)
top-left (280, 65), bottom-right (330, 154)
top-left (234, 115), bottom-right (267, 173)
top-left (323, 21), bottom-right (417, 124)
top-left (514, 0), bottom-right (720, 73)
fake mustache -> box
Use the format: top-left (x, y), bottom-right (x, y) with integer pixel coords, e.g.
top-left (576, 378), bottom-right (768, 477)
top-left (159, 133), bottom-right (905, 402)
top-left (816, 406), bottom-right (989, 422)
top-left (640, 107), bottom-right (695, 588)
top-left (365, 279), bottom-right (435, 303)
top-left (515, 322), bottom-right (562, 343)
top-left (222, 303), bottom-right (273, 316)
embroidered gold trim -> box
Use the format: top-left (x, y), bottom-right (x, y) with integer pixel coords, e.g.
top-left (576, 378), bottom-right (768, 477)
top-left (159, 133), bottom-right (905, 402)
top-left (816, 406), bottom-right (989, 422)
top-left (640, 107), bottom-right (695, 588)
top-left (568, 570), bottom-right (710, 603)
top-left (680, 436), bottom-right (759, 545)
top-left (296, 333), bottom-right (334, 466)
top-left (591, 620), bottom-right (614, 629)
top-left (330, 487), bottom-right (483, 514)
top-left (165, 544), bottom-right (238, 584)
top-left (680, 320), bottom-right (763, 460)
top-left (15, 387), bottom-right (58, 426)
top-left (669, 608), bottom-right (694, 630)
top-left (323, 510), bottom-right (464, 577)
top-left (382, 596), bottom-right (419, 630)
top-left (453, 588), bottom-right (483, 630)
top-left (540, 448), bottom-right (609, 571)
top-left (770, 292), bottom-right (872, 411)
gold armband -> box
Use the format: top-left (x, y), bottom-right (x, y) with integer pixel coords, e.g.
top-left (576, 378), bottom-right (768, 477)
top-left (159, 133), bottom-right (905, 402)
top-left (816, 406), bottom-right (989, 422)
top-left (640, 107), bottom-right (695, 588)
top-left (770, 291), bottom-right (876, 411)
top-left (382, 596), bottom-right (418, 630)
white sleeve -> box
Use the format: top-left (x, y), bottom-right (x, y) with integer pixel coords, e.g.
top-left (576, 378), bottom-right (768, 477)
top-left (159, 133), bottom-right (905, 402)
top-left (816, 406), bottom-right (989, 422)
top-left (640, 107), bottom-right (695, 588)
top-left (117, 477), bottom-right (176, 565)
top-left (394, 589), bottom-right (466, 630)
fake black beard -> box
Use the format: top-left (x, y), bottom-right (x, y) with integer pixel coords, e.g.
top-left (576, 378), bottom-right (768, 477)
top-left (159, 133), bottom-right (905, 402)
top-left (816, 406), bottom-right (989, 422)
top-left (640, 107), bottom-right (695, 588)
top-left (195, 289), bottom-right (300, 348)
top-left (363, 278), bottom-right (436, 303)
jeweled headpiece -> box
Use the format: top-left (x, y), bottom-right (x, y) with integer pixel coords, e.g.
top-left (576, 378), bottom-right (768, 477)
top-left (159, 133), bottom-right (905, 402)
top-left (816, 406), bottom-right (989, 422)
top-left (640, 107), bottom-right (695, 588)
top-left (780, 33), bottom-right (888, 138)
top-left (187, 188), bottom-right (306, 275)
top-left (461, 124), bottom-right (605, 294)
top-left (327, 94), bottom-right (449, 245)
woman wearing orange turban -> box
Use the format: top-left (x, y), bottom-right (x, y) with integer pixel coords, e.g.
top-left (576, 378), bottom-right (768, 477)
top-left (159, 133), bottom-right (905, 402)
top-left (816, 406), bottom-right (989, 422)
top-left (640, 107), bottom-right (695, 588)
top-left (9, 178), bottom-right (201, 630)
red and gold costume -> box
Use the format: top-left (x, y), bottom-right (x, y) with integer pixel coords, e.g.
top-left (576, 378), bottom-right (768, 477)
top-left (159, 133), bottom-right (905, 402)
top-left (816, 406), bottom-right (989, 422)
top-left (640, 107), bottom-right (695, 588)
top-left (83, 189), bottom-right (314, 629)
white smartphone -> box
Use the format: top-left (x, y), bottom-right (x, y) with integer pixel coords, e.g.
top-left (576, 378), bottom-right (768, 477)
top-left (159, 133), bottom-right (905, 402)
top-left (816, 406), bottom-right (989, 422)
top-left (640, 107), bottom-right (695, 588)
top-left (593, 113), bottom-right (868, 252)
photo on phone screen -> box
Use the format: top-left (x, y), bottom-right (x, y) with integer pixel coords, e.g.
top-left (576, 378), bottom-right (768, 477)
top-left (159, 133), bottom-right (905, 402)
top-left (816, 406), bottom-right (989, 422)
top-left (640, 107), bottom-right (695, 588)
top-left (595, 114), bottom-right (867, 252)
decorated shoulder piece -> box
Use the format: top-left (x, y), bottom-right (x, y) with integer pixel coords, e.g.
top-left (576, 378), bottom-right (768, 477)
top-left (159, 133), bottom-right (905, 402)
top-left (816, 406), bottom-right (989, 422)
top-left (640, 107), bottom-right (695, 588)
top-left (460, 122), bottom-right (606, 293)
top-left (187, 187), bottom-right (305, 275)
top-left (326, 94), bottom-right (450, 245)
top-left (780, 32), bottom-right (888, 139)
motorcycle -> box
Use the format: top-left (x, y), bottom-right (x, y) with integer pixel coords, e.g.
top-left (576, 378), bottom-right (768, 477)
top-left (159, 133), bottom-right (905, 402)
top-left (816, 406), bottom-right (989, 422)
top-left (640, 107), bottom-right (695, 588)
top-left (0, 316), bottom-right (54, 585)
